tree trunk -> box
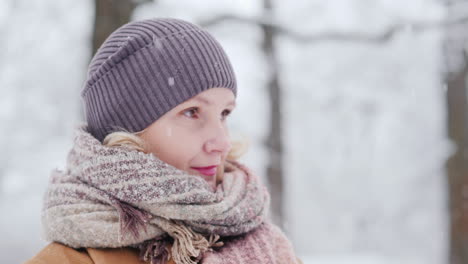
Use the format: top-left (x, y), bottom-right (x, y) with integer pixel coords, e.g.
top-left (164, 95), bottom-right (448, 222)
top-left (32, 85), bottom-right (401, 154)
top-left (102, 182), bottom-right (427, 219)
top-left (92, 0), bottom-right (139, 56)
top-left (262, 0), bottom-right (284, 228)
top-left (444, 1), bottom-right (468, 263)
top-left (446, 63), bottom-right (468, 264)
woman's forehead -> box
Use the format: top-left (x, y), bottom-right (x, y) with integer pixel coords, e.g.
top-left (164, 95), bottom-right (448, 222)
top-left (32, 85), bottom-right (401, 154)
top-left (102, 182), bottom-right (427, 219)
top-left (184, 88), bottom-right (236, 106)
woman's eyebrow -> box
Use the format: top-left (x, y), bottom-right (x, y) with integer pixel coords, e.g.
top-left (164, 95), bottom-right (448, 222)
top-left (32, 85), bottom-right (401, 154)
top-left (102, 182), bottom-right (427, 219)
top-left (193, 96), bottom-right (236, 107)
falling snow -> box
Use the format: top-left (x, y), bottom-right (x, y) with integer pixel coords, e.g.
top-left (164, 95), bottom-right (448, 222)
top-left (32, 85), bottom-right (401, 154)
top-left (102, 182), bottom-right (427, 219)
top-left (0, 0), bottom-right (452, 263)
top-left (168, 77), bottom-right (175, 86)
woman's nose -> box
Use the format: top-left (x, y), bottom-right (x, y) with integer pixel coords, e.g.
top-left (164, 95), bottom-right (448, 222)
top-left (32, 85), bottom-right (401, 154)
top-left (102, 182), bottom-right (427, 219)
top-left (204, 122), bottom-right (232, 155)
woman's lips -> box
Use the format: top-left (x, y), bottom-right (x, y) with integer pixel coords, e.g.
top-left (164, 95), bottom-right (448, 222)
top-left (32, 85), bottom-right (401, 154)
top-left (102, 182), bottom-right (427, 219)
top-left (191, 165), bottom-right (217, 176)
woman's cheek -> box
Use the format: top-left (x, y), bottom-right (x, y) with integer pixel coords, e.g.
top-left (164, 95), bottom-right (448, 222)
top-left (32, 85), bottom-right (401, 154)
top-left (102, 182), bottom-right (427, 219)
top-left (172, 131), bottom-right (199, 152)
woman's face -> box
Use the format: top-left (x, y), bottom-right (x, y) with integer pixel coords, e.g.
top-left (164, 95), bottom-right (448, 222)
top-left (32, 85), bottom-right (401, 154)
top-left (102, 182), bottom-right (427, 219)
top-left (138, 87), bottom-right (236, 189)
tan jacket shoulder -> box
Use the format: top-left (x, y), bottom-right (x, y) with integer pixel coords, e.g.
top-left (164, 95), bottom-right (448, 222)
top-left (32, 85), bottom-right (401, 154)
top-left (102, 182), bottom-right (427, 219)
top-left (25, 241), bottom-right (300, 264)
top-left (23, 242), bottom-right (150, 264)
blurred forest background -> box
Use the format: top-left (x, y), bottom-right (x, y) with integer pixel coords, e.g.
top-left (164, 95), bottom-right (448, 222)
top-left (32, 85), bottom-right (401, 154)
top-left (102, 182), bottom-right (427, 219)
top-left (2, 0), bottom-right (468, 263)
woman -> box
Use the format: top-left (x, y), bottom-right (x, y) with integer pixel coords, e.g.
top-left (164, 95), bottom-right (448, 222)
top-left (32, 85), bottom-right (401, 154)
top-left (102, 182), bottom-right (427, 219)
top-left (25, 18), bottom-right (300, 264)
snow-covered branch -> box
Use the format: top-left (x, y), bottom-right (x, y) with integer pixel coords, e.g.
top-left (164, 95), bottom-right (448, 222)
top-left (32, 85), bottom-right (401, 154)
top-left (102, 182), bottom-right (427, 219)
top-left (200, 13), bottom-right (468, 44)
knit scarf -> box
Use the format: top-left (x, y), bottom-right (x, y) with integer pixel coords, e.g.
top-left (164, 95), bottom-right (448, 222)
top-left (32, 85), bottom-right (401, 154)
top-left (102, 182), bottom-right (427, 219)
top-left (41, 124), bottom-right (297, 263)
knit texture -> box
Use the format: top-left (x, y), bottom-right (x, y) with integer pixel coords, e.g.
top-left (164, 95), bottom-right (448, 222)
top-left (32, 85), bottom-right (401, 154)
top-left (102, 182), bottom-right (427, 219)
top-left (202, 222), bottom-right (298, 264)
top-left (40, 123), bottom-right (300, 263)
top-left (81, 18), bottom-right (237, 142)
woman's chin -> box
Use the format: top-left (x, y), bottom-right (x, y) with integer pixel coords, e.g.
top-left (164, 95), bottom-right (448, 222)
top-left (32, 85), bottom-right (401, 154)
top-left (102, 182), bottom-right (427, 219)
top-left (189, 170), bottom-right (217, 190)
top-left (201, 175), bottom-right (216, 190)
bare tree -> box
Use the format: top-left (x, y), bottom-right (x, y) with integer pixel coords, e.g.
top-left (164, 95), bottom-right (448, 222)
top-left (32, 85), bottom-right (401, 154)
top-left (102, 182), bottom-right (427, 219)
top-left (92, 0), bottom-right (153, 55)
top-left (261, 0), bottom-right (284, 228)
top-left (445, 61), bottom-right (468, 264)
top-left (443, 2), bottom-right (468, 263)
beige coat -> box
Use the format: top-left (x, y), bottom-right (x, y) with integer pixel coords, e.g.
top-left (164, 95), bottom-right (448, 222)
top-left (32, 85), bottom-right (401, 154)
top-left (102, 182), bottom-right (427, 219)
top-left (24, 242), bottom-right (176, 264)
top-left (25, 241), bottom-right (304, 264)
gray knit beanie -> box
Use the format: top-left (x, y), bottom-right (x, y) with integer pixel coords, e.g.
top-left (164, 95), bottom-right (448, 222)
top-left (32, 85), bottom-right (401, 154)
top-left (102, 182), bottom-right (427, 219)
top-left (81, 18), bottom-right (237, 142)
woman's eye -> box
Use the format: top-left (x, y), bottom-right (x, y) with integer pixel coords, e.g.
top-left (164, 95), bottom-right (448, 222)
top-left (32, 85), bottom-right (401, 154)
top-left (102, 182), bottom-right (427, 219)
top-left (183, 108), bottom-right (232, 120)
top-left (183, 108), bottom-right (198, 118)
top-left (221, 109), bottom-right (232, 120)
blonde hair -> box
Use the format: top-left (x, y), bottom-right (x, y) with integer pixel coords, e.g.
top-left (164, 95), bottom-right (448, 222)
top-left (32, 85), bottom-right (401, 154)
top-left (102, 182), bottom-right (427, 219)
top-left (102, 128), bottom-right (249, 182)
